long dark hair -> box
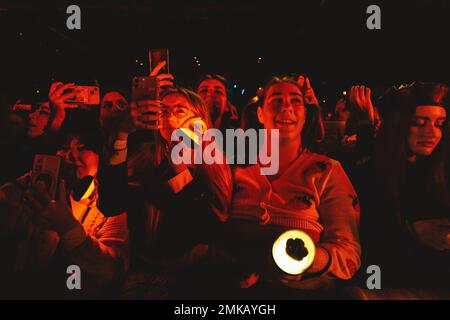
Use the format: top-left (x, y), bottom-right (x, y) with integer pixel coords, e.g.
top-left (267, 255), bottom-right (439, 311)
top-left (258, 75), bottom-right (325, 149)
top-left (374, 82), bottom-right (450, 221)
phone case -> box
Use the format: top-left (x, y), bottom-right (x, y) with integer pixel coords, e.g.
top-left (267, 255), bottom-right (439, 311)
top-left (65, 86), bottom-right (100, 105)
top-left (149, 48), bottom-right (170, 74)
top-left (31, 154), bottom-right (62, 200)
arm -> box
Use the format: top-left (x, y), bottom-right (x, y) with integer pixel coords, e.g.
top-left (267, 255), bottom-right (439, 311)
top-left (314, 161), bottom-right (361, 280)
top-left (59, 211), bottom-right (129, 294)
top-left (21, 179), bottom-right (129, 294)
top-left (280, 162), bottom-right (361, 290)
top-left (344, 85), bottom-right (377, 141)
top-left (47, 82), bottom-right (77, 133)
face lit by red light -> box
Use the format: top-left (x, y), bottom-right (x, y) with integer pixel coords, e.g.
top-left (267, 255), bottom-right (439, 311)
top-left (100, 91), bottom-right (128, 126)
top-left (57, 137), bottom-right (99, 179)
top-left (257, 82), bottom-right (306, 143)
top-left (28, 102), bottom-right (50, 138)
top-left (407, 105), bottom-right (446, 157)
top-left (197, 79), bottom-right (227, 122)
top-left (159, 93), bottom-right (197, 142)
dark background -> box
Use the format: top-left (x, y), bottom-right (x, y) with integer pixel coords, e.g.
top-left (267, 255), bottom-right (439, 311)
top-left (1, 0), bottom-right (449, 109)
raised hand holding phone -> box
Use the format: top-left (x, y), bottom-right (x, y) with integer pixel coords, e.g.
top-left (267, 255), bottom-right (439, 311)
top-left (149, 53), bottom-right (174, 91)
top-left (297, 75), bottom-right (319, 106)
top-left (49, 82), bottom-right (77, 114)
top-left (129, 61), bottom-right (174, 131)
top-left (348, 85), bottom-right (375, 124)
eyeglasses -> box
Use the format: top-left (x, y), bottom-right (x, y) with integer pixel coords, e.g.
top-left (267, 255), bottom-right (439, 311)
top-left (161, 104), bottom-right (195, 119)
top-left (391, 81), bottom-right (417, 91)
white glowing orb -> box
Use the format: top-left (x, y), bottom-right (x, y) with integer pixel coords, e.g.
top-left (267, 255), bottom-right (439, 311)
top-left (272, 230), bottom-right (316, 275)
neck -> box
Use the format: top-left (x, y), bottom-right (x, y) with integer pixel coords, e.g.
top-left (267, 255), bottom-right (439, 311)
top-left (213, 116), bottom-right (223, 129)
top-left (277, 138), bottom-right (303, 174)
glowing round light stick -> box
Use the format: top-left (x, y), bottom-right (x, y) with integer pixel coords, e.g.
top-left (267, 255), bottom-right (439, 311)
top-left (272, 229), bottom-right (316, 275)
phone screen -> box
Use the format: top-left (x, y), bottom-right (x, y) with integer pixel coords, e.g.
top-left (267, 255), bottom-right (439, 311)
top-left (31, 154), bottom-right (62, 200)
top-left (149, 48), bottom-right (169, 74)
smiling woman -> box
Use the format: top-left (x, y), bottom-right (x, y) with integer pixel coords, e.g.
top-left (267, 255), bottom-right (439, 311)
top-left (214, 75), bottom-right (361, 297)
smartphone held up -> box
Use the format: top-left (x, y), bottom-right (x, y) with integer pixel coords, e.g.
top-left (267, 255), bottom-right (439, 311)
top-left (62, 85), bottom-right (100, 107)
top-left (31, 154), bottom-right (63, 201)
top-left (149, 48), bottom-right (170, 74)
top-left (131, 76), bottom-right (161, 130)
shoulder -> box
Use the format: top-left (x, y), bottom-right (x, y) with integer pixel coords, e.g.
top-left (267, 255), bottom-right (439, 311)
top-left (300, 150), bottom-right (343, 176)
top-left (231, 163), bottom-right (262, 178)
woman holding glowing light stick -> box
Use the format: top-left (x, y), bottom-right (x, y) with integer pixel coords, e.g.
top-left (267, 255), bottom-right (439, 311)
top-left (218, 75), bottom-right (361, 297)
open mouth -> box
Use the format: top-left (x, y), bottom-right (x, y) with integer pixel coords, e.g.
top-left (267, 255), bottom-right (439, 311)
top-left (275, 119), bottom-right (296, 125)
top-left (417, 141), bottom-right (436, 148)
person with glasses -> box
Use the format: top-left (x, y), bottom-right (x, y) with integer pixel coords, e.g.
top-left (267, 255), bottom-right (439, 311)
top-left (97, 86), bottom-right (232, 298)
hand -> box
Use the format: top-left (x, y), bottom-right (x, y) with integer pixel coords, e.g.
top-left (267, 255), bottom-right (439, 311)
top-left (297, 76), bottom-right (319, 105)
top-left (48, 82), bottom-right (78, 113)
top-left (130, 99), bottom-right (162, 131)
top-left (260, 256), bottom-right (303, 287)
top-left (150, 61), bottom-right (174, 91)
top-left (22, 180), bottom-right (78, 236)
top-left (412, 218), bottom-right (450, 251)
top-left (48, 82), bottom-right (78, 132)
top-left (348, 85), bottom-right (375, 124)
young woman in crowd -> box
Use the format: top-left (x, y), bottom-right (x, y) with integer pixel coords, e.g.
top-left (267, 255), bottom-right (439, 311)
top-left (0, 129), bottom-right (129, 298)
top-left (196, 74), bottom-right (239, 132)
top-left (349, 82), bottom-right (450, 299)
top-left (212, 75), bottom-right (361, 298)
top-left (97, 84), bottom-right (233, 298)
